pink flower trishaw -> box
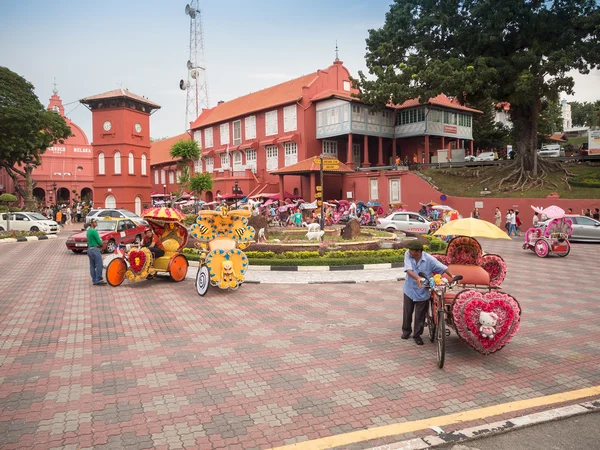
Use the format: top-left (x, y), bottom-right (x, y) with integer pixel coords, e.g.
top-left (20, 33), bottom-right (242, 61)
top-left (523, 206), bottom-right (572, 258)
top-left (423, 218), bottom-right (521, 369)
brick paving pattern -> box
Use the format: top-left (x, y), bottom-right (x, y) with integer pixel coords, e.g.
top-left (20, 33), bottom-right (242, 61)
top-left (0, 237), bottom-right (599, 449)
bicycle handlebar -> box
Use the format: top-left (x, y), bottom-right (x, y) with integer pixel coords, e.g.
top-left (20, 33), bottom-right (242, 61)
top-left (418, 272), bottom-right (463, 291)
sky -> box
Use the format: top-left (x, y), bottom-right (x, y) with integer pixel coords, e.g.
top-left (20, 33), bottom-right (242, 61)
top-left (1, 0), bottom-right (599, 141)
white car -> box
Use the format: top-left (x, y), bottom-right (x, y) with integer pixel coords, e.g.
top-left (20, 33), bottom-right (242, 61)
top-left (85, 208), bottom-right (147, 226)
top-left (376, 212), bottom-right (431, 234)
top-left (0, 212), bottom-right (60, 233)
top-left (474, 152), bottom-right (496, 162)
top-left (537, 144), bottom-right (564, 158)
top-left (464, 155), bottom-right (477, 162)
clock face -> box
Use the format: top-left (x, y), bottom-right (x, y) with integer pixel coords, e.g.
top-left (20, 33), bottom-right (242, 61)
top-left (103, 121), bottom-right (112, 131)
top-left (134, 123), bottom-right (142, 133)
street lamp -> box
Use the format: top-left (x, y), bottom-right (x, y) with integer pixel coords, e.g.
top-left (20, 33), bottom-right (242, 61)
top-left (163, 184), bottom-right (167, 206)
top-left (233, 179), bottom-right (240, 210)
top-left (52, 182), bottom-right (58, 206)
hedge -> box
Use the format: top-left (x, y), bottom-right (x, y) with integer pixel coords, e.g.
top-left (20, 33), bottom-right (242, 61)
top-left (569, 174), bottom-right (600, 188)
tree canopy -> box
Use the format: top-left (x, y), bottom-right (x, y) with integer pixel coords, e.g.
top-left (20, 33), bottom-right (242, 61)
top-left (570, 101), bottom-right (600, 127)
top-left (169, 139), bottom-right (200, 162)
top-left (0, 67), bottom-right (72, 204)
top-left (472, 99), bottom-right (510, 151)
top-left (357, 0), bottom-right (600, 185)
top-left (189, 173), bottom-right (213, 198)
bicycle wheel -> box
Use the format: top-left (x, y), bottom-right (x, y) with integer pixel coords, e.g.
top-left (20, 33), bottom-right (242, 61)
top-left (195, 265), bottom-right (210, 296)
top-left (426, 299), bottom-right (436, 343)
top-left (437, 309), bottom-right (446, 369)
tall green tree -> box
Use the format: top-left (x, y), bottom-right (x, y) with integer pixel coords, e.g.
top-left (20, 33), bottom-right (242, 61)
top-left (169, 139), bottom-right (201, 200)
top-left (356, 0), bottom-right (600, 188)
top-left (537, 99), bottom-right (563, 138)
top-left (472, 99), bottom-right (510, 151)
top-left (189, 173), bottom-right (213, 201)
top-left (570, 101), bottom-right (600, 127)
top-left (0, 67), bottom-right (72, 209)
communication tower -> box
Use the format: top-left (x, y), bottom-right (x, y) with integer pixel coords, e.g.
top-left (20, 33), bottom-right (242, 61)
top-left (179, 1), bottom-right (210, 128)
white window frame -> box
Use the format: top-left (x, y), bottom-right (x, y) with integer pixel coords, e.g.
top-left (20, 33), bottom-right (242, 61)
top-left (128, 152), bottom-right (135, 175)
top-left (266, 145), bottom-right (278, 171)
top-left (343, 80), bottom-right (351, 91)
top-left (283, 105), bottom-right (297, 132)
top-left (352, 105), bottom-right (364, 122)
top-left (176, 169), bottom-right (182, 182)
top-left (114, 151), bottom-right (121, 174)
top-left (194, 158), bottom-right (202, 173)
top-left (326, 108), bottom-right (340, 126)
top-left (232, 151), bottom-right (243, 170)
top-left (219, 123), bottom-right (230, 145)
top-left (205, 156), bottom-right (214, 173)
top-left (98, 152), bottom-right (105, 175)
top-left (204, 127), bottom-right (213, 148)
top-left (265, 110), bottom-right (278, 136)
top-left (141, 154), bottom-right (147, 175)
top-left (367, 110), bottom-right (378, 124)
top-left (322, 140), bottom-right (338, 158)
top-left (245, 149), bottom-right (257, 171)
top-left (245, 115), bottom-right (256, 139)
top-left (233, 120), bottom-right (242, 145)
top-left (161, 169), bottom-right (166, 184)
top-left (169, 170), bottom-right (175, 184)
top-left (284, 142), bottom-right (298, 166)
top-left (220, 152), bottom-right (230, 170)
top-left (154, 169), bottom-right (159, 184)
top-left (193, 130), bottom-right (202, 147)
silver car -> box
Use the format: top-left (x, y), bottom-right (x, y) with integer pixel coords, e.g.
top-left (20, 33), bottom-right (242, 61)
top-left (376, 212), bottom-right (431, 234)
top-left (85, 208), bottom-right (147, 226)
top-left (540, 215), bottom-right (600, 242)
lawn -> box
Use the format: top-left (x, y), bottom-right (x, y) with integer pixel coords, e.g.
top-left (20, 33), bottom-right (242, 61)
top-left (424, 162), bottom-right (600, 199)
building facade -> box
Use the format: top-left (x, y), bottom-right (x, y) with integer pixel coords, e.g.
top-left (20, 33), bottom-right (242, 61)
top-left (561, 99), bottom-right (572, 131)
top-left (0, 88), bottom-right (94, 206)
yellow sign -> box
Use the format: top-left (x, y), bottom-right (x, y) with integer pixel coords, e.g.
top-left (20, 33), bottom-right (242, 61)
top-left (325, 159), bottom-right (340, 164)
top-left (315, 192), bottom-right (322, 198)
top-left (323, 164), bottom-right (340, 170)
top-left (317, 200), bottom-right (323, 206)
top-left (313, 158), bottom-right (321, 164)
top-left (316, 186), bottom-right (322, 191)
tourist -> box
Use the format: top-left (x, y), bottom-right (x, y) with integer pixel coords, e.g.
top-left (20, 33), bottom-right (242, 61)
top-left (394, 156), bottom-right (401, 169)
top-left (533, 212), bottom-right (540, 227)
top-left (56, 208), bottom-right (63, 226)
top-left (76, 203), bottom-right (82, 222)
top-left (583, 208), bottom-right (591, 217)
top-left (568, 208), bottom-right (573, 214)
top-left (471, 208), bottom-right (479, 219)
top-left (593, 208), bottom-right (600, 220)
top-left (86, 219), bottom-right (106, 285)
top-left (515, 211), bottom-right (522, 236)
top-left (494, 207), bottom-right (502, 228)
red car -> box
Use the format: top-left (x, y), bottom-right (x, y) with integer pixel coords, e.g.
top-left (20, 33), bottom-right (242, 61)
top-left (66, 218), bottom-right (147, 254)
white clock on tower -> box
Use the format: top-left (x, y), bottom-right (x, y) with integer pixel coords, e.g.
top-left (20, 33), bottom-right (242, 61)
top-left (103, 121), bottom-right (112, 131)
top-left (134, 123), bottom-right (142, 133)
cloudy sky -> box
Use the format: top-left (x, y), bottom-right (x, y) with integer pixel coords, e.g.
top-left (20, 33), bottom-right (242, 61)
top-left (2, 0), bottom-right (599, 141)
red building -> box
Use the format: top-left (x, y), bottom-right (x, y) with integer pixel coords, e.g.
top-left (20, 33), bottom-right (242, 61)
top-left (174, 58), bottom-right (482, 205)
top-left (0, 88), bottom-right (94, 206)
top-left (149, 133), bottom-right (191, 200)
top-left (80, 89), bottom-right (160, 215)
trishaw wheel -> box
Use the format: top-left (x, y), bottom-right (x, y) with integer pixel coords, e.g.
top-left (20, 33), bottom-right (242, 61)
top-left (426, 299), bottom-right (436, 343)
top-left (436, 309), bottom-right (446, 369)
top-left (169, 254), bottom-right (189, 282)
top-left (106, 258), bottom-right (127, 287)
top-left (195, 265), bottom-right (210, 296)
top-left (557, 240), bottom-right (570, 257)
top-left (534, 239), bottom-right (550, 258)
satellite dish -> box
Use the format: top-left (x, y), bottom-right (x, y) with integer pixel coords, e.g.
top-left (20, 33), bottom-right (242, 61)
top-left (190, 69), bottom-right (198, 80)
top-left (185, 4), bottom-right (191, 15)
top-left (179, 80), bottom-right (188, 90)
top-left (187, 60), bottom-right (193, 70)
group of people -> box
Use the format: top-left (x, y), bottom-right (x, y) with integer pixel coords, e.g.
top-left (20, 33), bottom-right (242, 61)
top-left (41, 202), bottom-right (92, 227)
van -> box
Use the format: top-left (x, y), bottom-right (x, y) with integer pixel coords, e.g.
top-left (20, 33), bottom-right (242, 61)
top-left (474, 152), bottom-right (496, 162)
top-left (537, 144), bottom-right (564, 158)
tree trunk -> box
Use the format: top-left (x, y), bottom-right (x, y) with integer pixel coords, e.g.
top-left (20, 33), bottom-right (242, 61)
top-left (510, 103), bottom-right (540, 175)
top-left (24, 166), bottom-right (36, 211)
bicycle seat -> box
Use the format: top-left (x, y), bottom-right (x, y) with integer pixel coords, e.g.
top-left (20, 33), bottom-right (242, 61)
top-left (444, 264), bottom-right (490, 286)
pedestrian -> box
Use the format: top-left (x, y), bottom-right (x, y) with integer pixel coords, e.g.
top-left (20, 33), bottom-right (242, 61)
top-left (583, 208), bottom-right (591, 217)
top-left (533, 212), bottom-right (540, 227)
top-left (515, 211), bottom-right (522, 236)
top-left (86, 219), bottom-right (106, 285)
top-left (593, 208), bottom-right (600, 220)
top-left (507, 209), bottom-right (517, 237)
top-left (471, 208), bottom-right (479, 219)
top-left (76, 203), bottom-right (82, 223)
top-left (402, 240), bottom-right (455, 346)
top-left (66, 206), bottom-right (72, 224)
top-left (56, 208), bottom-right (63, 226)
top-left (568, 208), bottom-right (573, 214)
top-left (394, 156), bottom-right (401, 169)
top-left (494, 207), bottom-right (502, 228)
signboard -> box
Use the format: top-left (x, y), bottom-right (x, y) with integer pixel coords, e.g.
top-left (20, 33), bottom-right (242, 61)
top-left (475, 201), bottom-right (484, 208)
top-left (314, 192), bottom-right (322, 198)
top-left (323, 164), bottom-right (340, 170)
top-left (313, 158), bottom-right (321, 164)
top-left (443, 125), bottom-right (457, 134)
top-left (590, 129), bottom-right (600, 155)
top-left (317, 200), bottom-right (323, 206)
top-left (316, 186), bottom-right (322, 191)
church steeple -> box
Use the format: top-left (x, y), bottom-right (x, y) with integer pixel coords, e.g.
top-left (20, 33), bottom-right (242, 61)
top-left (48, 79), bottom-right (65, 117)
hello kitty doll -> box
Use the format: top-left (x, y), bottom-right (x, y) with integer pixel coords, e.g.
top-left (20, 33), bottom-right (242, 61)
top-left (479, 311), bottom-right (498, 339)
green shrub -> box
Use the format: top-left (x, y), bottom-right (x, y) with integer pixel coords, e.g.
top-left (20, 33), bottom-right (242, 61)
top-left (184, 214), bottom-right (197, 226)
top-left (569, 173), bottom-right (600, 188)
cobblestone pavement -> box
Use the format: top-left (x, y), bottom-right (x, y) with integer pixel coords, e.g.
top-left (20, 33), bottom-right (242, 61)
top-left (0, 237), bottom-right (599, 449)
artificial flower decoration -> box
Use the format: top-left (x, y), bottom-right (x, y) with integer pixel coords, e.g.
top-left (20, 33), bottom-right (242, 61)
top-left (481, 254), bottom-right (507, 287)
top-left (125, 247), bottom-right (156, 282)
top-left (446, 236), bottom-right (483, 265)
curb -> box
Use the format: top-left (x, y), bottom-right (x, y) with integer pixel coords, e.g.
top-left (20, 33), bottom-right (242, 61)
top-left (0, 234), bottom-right (58, 244)
top-left (188, 260), bottom-right (403, 272)
top-left (368, 399), bottom-right (600, 449)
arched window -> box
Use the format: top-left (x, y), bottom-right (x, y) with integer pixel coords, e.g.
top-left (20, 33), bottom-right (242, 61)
top-left (128, 152), bottom-right (135, 174)
top-left (135, 196), bottom-right (142, 215)
top-left (114, 151), bottom-right (121, 174)
top-left (105, 194), bottom-right (116, 208)
top-left (141, 154), bottom-right (147, 175)
top-left (98, 152), bottom-right (105, 175)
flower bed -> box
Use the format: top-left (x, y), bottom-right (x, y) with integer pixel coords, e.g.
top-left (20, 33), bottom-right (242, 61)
top-left (0, 230), bottom-right (47, 239)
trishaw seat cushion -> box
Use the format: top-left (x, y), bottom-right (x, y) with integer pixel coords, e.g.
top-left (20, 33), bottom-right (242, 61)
top-left (445, 264), bottom-right (490, 286)
top-left (208, 239), bottom-right (237, 252)
top-left (162, 239), bottom-right (180, 252)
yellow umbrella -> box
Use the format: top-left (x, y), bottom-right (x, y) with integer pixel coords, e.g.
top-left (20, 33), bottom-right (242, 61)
top-left (433, 217), bottom-right (511, 240)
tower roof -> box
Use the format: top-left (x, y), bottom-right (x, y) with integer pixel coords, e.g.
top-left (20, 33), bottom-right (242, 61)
top-left (80, 88), bottom-right (160, 109)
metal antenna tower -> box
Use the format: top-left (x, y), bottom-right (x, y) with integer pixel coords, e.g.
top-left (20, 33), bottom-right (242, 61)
top-left (180, 1), bottom-right (210, 128)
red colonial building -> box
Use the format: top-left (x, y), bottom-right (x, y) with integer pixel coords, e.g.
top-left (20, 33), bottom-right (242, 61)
top-left (80, 89), bottom-right (160, 215)
top-left (0, 88), bottom-right (94, 206)
top-left (174, 58), bottom-right (481, 205)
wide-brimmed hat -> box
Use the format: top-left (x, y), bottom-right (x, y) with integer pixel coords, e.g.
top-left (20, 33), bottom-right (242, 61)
top-left (406, 240), bottom-right (424, 251)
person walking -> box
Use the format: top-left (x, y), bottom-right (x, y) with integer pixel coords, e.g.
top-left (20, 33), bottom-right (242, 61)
top-left (494, 207), bottom-right (502, 228)
top-left (86, 219), bottom-right (106, 285)
top-left (471, 208), bottom-right (479, 219)
top-left (402, 240), bottom-right (455, 346)
top-left (593, 208), bottom-right (600, 220)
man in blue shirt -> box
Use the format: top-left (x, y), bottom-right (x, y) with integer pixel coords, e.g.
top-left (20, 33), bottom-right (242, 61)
top-left (403, 240), bottom-right (454, 345)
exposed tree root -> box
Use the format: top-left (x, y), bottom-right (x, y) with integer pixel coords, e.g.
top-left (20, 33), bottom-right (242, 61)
top-left (493, 160), bottom-right (572, 192)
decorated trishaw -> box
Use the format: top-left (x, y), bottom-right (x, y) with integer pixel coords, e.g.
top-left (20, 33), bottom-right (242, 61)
top-left (106, 207), bottom-right (189, 286)
top-left (419, 218), bottom-right (521, 368)
top-left (190, 206), bottom-right (255, 296)
top-left (523, 206), bottom-right (572, 258)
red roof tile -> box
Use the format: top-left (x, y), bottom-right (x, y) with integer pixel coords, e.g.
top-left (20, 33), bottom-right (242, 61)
top-left (271, 157), bottom-right (354, 175)
top-left (150, 133), bottom-right (191, 166)
top-left (81, 88), bottom-right (161, 109)
top-left (190, 72), bottom-right (319, 129)
top-left (310, 89), bottom-right (360, 103)
top-left (395, 94), bottom-right (482, 113)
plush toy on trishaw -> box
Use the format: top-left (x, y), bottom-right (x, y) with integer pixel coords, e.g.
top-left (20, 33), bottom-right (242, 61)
top-left (106, 207), bottom-right (189, 286)
top-left (523, 205), bottom-right (572, 258)
top-left (190, 205), bottom-right (255, 296)
top-left (421, 218), bottom-right (522, 369)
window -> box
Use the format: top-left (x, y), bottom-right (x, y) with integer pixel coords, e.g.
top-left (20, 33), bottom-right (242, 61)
top-left (266, 110), bottom-right (278, 136)
top-left (266, 145), bottom-right (278, 171)
top-left (169, 170), bottom-right (175, 184)
top-left (343, 80), bottom-right (351, 91)
top-left (233, 120), bottom-right (242, 145)
top-left (128, 152), bottom-right (135, 174)
top-left (177, 169), bottom-right (182, 182)
top-left (322, 140), bottom-right (338, 157)
top-left (220, 123), bottom-right (230, 145)
top-left (428, 109), bottom-right (443, 123)
top-left (114, 151), bottom-right (121, 174)
top-left (204, 127), bottom-right (213, 147)
top-left (233, 151), bottom-right (243, 169)
top-left (382, 111), bottom-right (394, 126)
top-left (284, 142), bottom-right (297, 166)
top-left (352, 105), bottom-right (364, 122)
top-left (283, 105), bottom-right (297, 132)
top-left (409, 214), bottom-right (425, 223)
top-left (444, 111), bottom-right (457, 125)
top-left (193, 130), bottom-right (202, 147)
top-left (458, 114), bottom-right (472, 127)
top-left (141, 154), bottom-right (147, 175)
top-left (246, 149), bottom-right (256, 171)
top-left (98, 152), bottom-right (105, 175)
top-left (154, 170), bottom-right (159, 184)
top-left (397, 108), bottom-right (426, 125)
top-left (575, 217), bottom-right (597, 226)
top-left (220, 152), bottom-right (230, 169)
top-left (327, 108), bottom-right (340, 125)
top-left (369, 178), bottom-right (379, 200)
top-left (161, 169), bottom-right (166, 184)
top-left (352, 143), bottom-right (361, 168)
top-left (135, 197), bottom-right (142, 216)
top-left (194, 158), bottom-right (202, 173)
top-left (205, 156), bottom-right (214, 172)
top-left (245, 115), bottom-right (256, 139)
top-left (393, 214), bottom-right (407, 222)
top-left (368, 110), bottom-right (378, 124)
top-left (105, 194), bottom-right (116, 209)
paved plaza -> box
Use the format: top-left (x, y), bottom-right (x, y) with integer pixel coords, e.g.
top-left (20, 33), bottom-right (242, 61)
top-left (0, 235), bottom-right (599, 449)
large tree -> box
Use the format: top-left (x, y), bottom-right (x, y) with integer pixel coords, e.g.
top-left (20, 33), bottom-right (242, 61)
top-left (357, 0), bottom-right (600, 189)
top-left (0, 67), bottom-right (72, 209)
top-left (570, 101), bottom-right (600, 127)
top-left (473, 99), bottom-right (510, 151)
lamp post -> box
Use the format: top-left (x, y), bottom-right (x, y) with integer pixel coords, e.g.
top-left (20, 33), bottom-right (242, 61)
top-left (233, 180), bottom-right (239, 210)
top-left (163, 184), bottom-right (167, 206)
top-left (52, 182), bottom-right (58, 206)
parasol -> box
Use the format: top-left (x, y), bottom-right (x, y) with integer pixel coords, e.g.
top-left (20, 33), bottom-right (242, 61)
top-left (142, 207), bottom-right (186, 223)
top-left (433, 218), bottom-right (511, 240)
top-left (431, 205), bottom-right (454, 211)
top-left (531, 205), bottom-right (565, 219)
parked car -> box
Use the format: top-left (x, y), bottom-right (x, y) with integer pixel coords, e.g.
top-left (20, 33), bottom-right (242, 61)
top-left (85, 208), bottom-right (147, 226)
top-left (0, 212), bottom-right (60, 233)
top-left (65, 218), bottom-right (147, 253)
top-left (474, 152), bottom-right (496, 162)
top-left (464, 155), bottom-right (477, 162)
top-left (376, 212), bottom-right (431, 234)
top-left (539, 215), bottom-right (600, 242)
top-left (537, 144), bottom-right (564, 158)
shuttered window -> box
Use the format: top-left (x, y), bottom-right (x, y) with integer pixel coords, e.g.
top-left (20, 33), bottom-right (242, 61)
top-left (245, 115), bottom-right (256, 139)
top-left (283, 105), bottom-right (297, 132)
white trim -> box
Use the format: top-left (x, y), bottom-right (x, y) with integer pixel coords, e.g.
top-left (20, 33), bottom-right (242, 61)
top-left (266, 145), bottom-right (278, 171)
top-left (233, 120), bottom-right (242, 145)
top-left (204, 127), bottom-right (213, 148)
top-left (141, 154), bottom-right (147, 176)
top-left (114, 151), bottom-right (121, 174)
top-left (128, 152), bottom-right (135, 175)
top-left (98, 152), bottom-right (105, 175)
top-left (245, 115), bottom-right (256, 139)
top-left (219, 122), bottom-right (230, 145)
top-left (283, 105), bottom-right (297, 132)
top-left (284, 142), bottom-right (298, 166)
top-left (266, 110), bottom-right (278, 136)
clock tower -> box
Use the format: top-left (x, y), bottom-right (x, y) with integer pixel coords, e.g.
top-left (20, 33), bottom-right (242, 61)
top-left (81, 89), bottom-right (160, 215)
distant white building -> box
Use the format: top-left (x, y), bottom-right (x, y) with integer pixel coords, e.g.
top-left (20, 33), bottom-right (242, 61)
top-left (494, 102), bottom-right (512, 128)
top-left (561, 99), bottom-right (572, 131)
